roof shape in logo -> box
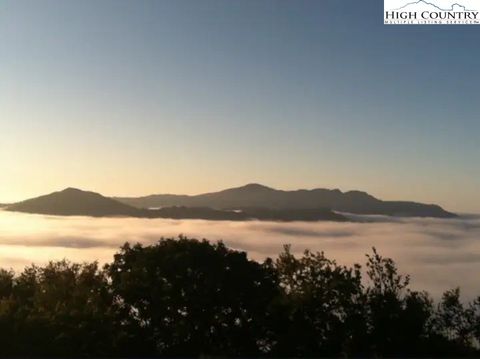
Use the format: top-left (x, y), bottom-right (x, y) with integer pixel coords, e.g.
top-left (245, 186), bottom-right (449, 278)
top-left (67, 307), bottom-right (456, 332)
top-left (394, 0), bottom-right (474, 11)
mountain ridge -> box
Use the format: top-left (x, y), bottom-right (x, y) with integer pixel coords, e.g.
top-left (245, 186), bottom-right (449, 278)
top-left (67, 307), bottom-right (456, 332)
top-left (6, 187), bottom-right (348, 222)
top-left (114, 183), bottom-right (456, 218)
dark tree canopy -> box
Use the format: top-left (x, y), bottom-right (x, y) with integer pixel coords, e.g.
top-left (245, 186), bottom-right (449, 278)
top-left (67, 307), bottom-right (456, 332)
top-left (106, 237), bottom-right (279, 356)
top-left (0, 261), bottom-right (117, 356)
top-left (0, 237), bottom-right (478, 357)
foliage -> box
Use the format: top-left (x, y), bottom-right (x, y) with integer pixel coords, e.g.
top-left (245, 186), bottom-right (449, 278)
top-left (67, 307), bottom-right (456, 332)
top-left (0, 261), bottom-right (117, 356)
top-left (0, 237), bottom-right (478, 357)
top-left (106, 236), bottom-right (279, 356)
top-left (272, 245), bottom-right (366, 356)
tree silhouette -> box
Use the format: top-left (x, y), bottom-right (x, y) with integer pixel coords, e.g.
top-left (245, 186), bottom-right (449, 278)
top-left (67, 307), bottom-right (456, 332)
top-left (0, 237), bottom-right (477, 357)
top-left (272, 245), bottom-right (367, 356)
top-left (107, 236), bottom-right (279, 356)
top-left (0, 261), bottom-right (117, 356)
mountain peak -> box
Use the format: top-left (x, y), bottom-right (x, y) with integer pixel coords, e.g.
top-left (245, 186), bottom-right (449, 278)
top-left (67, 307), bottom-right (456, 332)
top-left (241, 183), bottom-right (273, 191)
top-left (61, 187), bottom-right (84, 193)
top-left (227, 183), bottom-right (276, 194)
top-left (8, 188), bottom-right (138, 217)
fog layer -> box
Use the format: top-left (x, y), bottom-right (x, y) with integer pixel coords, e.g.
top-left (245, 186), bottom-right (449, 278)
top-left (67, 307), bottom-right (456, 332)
top-left (0, 210), bottom-right (479, 299)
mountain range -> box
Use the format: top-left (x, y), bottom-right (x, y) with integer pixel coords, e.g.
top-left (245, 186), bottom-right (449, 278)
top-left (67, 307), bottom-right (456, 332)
top-left (3, 184), bottom-right (456, 220)
top-left (115, 183), bottom-right (456, 218)
top-left (5, 187), bottom-right (347, 222)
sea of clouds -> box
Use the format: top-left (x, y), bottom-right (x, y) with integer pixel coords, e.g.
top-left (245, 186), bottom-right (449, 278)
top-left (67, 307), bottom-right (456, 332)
top-left (0, 210), bottom-right (479, 299)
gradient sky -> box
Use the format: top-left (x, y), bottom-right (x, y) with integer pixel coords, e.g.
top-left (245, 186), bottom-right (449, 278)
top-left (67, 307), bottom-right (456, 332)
top-left (1, 0), bottom-right (479, 212)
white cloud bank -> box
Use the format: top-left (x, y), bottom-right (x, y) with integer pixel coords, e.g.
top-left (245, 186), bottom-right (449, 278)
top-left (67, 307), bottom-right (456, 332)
top-left (0, 210), bottom-right (479, 299)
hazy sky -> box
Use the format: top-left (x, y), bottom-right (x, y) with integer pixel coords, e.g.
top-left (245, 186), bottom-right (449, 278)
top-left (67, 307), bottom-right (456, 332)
top-left (1, 0), bottom-right (479, 212)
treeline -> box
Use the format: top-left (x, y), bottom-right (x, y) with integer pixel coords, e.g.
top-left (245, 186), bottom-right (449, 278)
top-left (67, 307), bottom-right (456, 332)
top-left (0, 236), bottom-right (479, 357)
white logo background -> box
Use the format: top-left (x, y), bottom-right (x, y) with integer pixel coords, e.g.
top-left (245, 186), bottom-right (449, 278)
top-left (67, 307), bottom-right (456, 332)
top-left (384, 0), bottom-right (480, 24)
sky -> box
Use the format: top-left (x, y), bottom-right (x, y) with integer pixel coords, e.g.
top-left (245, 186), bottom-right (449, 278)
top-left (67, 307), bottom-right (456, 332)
top-left (1, 0), bottom-right (479, 212)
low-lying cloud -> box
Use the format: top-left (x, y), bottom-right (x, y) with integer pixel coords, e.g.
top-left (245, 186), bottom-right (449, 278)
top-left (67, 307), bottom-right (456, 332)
top-left (0, 210), bottom-right (479, 299)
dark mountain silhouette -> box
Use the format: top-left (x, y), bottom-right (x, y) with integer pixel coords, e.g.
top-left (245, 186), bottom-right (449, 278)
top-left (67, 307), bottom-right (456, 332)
top-left (146, 206), bottom-right (347, 222)
top-left (7, 188), bottom-right (141, 217)
top-left (236, 207), bottom-right (348, 222)
top-left (115, 183), bottom-right (456, 218)
top-left (6, 188), bottom-right (347, 222)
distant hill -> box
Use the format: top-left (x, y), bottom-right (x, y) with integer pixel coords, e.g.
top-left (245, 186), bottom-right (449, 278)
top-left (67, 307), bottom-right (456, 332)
top-left (6, 188), bottom-right (347, 222)
top-left (147, 206), bottom-right (347, 222)
top-left (236, 207), bottom-right (347, 222)
top-left (7, 188), bottom-right (141, 217)
top-left (115, 183), bottom-right (456, 218)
